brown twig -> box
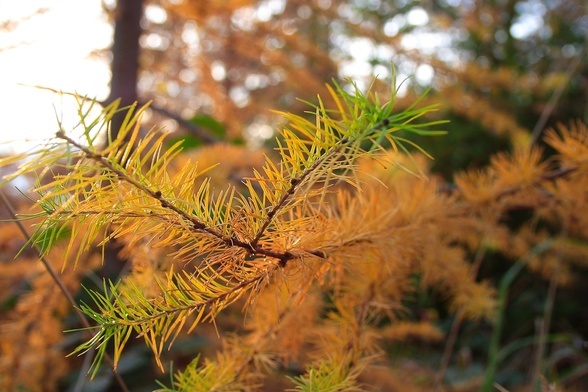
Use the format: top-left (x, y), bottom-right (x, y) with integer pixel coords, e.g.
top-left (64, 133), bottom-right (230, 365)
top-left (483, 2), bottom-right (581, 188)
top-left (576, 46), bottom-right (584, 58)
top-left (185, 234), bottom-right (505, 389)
top-left (530, 269), bottom-right (558, 390)
top-left (530, 50), bottom-right (584, 144)
top-left (54, 131), bottom-right (311, 267)
top-left (140, 100), bottom-right (219, 145)
top-left (434, 245), bottom-right (487, 388)
top-left (250, 140), bottom-right (349, 248)
top-left (0, 190), bottom-right (130, 392)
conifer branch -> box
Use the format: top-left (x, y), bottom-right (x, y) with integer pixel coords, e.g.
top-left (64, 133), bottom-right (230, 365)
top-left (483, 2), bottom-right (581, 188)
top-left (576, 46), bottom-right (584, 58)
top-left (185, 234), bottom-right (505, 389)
top-left (251, 79), bottom-right (446, 248)
top-left (73, 265), bottom-right (278, 375)
top-left (250, 141), bottom-right (348, 248)
top-left (54, 130), bottom-right (300, 266)
top-left (1, 76), bottom-right (448, 386)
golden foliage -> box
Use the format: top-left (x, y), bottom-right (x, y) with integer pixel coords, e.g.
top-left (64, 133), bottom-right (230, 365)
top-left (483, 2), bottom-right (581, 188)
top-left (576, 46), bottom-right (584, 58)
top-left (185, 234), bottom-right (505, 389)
top-left (0, 221), bottom-right (102, 391)
top-left (1, 83), bottom-right (588, 390)
top-left (381, 321), bottom-right (444, 343)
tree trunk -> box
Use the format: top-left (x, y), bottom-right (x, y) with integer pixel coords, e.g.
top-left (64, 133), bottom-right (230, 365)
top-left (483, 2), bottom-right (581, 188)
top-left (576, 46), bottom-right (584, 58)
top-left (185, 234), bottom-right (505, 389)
top-left (105, 0), bottom-right (143, 144)
top-left (100, 0), bottom-right (143, 288)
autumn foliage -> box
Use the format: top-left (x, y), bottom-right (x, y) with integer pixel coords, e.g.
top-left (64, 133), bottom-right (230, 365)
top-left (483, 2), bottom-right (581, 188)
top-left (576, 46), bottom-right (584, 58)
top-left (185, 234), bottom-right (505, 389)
top-left (1, 71), bottom-right (587, 392)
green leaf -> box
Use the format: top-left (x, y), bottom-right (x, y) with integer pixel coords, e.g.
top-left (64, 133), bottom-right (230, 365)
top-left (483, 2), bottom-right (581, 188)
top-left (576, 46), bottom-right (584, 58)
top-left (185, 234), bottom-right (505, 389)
top-left (190, 114), bottom-right (226, 138)
top-left (167, 134), bottom-right (203, 151)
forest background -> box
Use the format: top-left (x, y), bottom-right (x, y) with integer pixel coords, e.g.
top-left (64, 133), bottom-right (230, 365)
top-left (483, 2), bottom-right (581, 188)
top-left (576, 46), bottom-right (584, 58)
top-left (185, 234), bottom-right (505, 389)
top-left (0, 0), bottom-right (587, 391)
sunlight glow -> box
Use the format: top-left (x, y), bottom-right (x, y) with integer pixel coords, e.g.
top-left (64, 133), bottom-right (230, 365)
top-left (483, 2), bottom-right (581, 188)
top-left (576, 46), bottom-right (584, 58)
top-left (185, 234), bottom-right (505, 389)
top-left (0, 0), bottom-right (111, 153)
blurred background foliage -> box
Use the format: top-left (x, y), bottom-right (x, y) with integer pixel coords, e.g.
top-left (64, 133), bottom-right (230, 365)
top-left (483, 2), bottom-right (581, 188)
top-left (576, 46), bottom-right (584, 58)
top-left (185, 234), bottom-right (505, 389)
top-left (127, 0), bottom-right (586, 167)
top-left (1, 0), bottom-right (587, 391)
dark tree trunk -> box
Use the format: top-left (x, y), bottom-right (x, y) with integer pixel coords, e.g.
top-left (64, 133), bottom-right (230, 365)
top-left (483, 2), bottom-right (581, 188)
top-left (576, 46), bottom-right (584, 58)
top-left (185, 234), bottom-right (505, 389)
top-left (105, 0), bottom-right (143, 144)
top-left (99, 0), bottom-right (143, 292)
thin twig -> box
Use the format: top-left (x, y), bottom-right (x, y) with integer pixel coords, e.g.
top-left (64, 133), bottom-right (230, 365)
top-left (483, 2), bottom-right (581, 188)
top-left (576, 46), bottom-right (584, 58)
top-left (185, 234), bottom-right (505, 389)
top-left (0, 191), bottom-right (86, 322)
top-left (481, 240), bottom-right (554, 392)
top-left (0, 190), bottom-right (130, 392)
top-left (531, 273), bottom-right (558, 391)
top-left (247, 115), bottom-right (390, 250)
top-left (434, 246), bottom-right (487, 388)
top-left (494, 383), bottom-right (510, 392)
top-left (250, 141), bottom-right (348, 248)
top-left (248, 115), bottom-right (394, 249)
top-left (55, 131), bottom-right (306, 266)
top-left (140, 100), bottom-right (219, 145)
top-left (434, 310), bottom-right (463, 389)
top-left (107, 267), bottom-right (275, 327)
top-left (530, 50), bottom-right (584, 144)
